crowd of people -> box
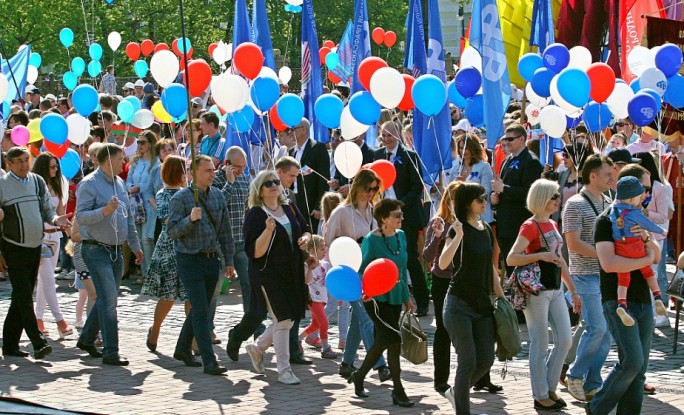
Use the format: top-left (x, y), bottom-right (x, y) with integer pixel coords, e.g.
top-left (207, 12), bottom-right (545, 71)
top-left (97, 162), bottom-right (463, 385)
top-left (1, 78), bottom-right (683, 415)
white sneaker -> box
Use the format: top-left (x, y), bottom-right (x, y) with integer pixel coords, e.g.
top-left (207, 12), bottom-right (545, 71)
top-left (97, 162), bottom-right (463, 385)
top-left (616, 306), bottom-right (635, 326)
top-left (277, 369), bottom-right (300, 385)
top-left (444, 386), bottom-right (456, 413)
top-left (655, 315), bottom-right (670, 328)
top-left (75, 320), bottom-right (84, 329)
top-left (246, 343), bottom-right (265, 374)
top-left (654, 299), bottom-right (667, 317)
top-left (586, 387), bottom-right (601, 401)
top-left (566, 377), bottom-right (587, 402)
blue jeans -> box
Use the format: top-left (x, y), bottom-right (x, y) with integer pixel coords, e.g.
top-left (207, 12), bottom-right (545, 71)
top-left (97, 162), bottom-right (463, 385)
top-left (343, 300), bottom-right (386, 369)
top-left (233, 244), bottom-right (250, 313)
top-left (175, 252), bottom-right (220, 368)
top-left (589, 301), bottom-right (653, 415)
top-left (656, 239), bottom-right (669, 306)
top-left (78, 243), bottom-right (123, 359)
top-left (568, 274), bottom-right (612, 392)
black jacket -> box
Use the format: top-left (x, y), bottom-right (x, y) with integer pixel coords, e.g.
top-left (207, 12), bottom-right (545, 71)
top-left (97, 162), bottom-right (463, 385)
top-left (497, 147), bottom-right (543, 238)
top-left (289, 138), bottom-right (330, 220)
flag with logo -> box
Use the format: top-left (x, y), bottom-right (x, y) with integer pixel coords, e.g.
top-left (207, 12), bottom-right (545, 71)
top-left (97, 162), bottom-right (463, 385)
top-left (301, 0), bottom-right (329, 144)
top-left (330, 21), bottom-right (354, 83)
top-left (1, 45), bottom-right (30, 107)
top-left (529, 0), bottom-right (555, 51)
top-left (252, 0), bottom-right (275, 71)
top-left (350, 0), bottom-right (371, 94)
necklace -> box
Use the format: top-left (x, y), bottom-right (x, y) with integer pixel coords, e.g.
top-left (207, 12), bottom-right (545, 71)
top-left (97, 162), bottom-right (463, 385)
top-left (264, 203), bottom-right (280, 212)
top-left (379, 227), bottom-right (401, 255)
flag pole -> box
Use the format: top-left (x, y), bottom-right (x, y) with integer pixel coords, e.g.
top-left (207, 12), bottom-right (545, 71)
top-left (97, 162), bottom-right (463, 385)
top-left (179, 0), bottom-right (198, 204)
top-left (0, 39), bottom-right (26, 107)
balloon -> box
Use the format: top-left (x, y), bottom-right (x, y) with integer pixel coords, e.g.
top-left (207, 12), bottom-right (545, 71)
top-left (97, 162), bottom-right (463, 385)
top-left (117, 101), bottom-right (135, 123)
top-left (322, 40), bottom-right (335, 49)
top-left (362, 258), bottom-right (399, 297)
top-left (525, 103), bottom-right (541, 125)
top-left (72, 85), bottom-right (99, 116)
top-left (630, 78), bottom-right (641, 93)
top-left (369, 67), bottom-right (405, 109)
top-left (71, 57), bottom-right (86, 76)
top-left (27, 119), bottom-right (42, 143)
top-left (160, 83), bottom-right (189, 118)
top-left (526, 83), bottom-right (551, 107)
top-left (582, 101), bottom-right (613, 133)
top-left (154, 43), bottom-right (170, 53)
top-left (269, 106), bottom-right (287, 131)
top-left (125, 96), bottom-right (142, 113)
top-left (412, 74), bottom-right (447, 116)
top-left (542, 43), bottom-right (570, 73)
top-left (177, 37), bottom-right (192, 54)
top-left (368, 159), bottom-right (396, 189)
top-left (454, 67), bottom-right (482, 98)
top-left (328, 71), bottom-right (342, 84)
top-left (107, 31), bottom-right (122, 51)
top-left (384, 31), bottom-right (397, 48)
top-left (212, 74), bottom-right (248, 113)
top-left (26, 66), bottom-right (38, 85)
top-left (40, 114), bottom-right (69, 145)
top-left (654, 43), bottom-right (683, 78)
top-left (358, 57), bottom-right (388, 91)
top-left (186, 59), bottom-right (212, 97)
top-left (325, 52), bottom-right (339, 70)
top-left (152, 100), bottom-right (173, 123)
top-left (349, 91), bottom-right (381, 125)
top-left (276, 93), bottom-right (304, 127)
top-left (460, 47), bottom-right (482, 73)
top-left (10, 125), bottom-right (30, 146)
top-left (567, 46), bottom-right (592, 71)
top-left (0, 74), bottom-right (7, 102)
top-left (141, 39), bottom-right (155, 57)
top-left (207, 42), bottom-right (218, 58)
top-left (628, 46), bottom-right (655, 77)
top-left (641, 88), bottom-right (662, 109)
top-left (566, 114), bottom-right (582, 129)
top-left (586, 63), bottom-right (616, 102)
top-left (150, 50), bottom-right (179, 87)
top-left (371, 27), bottom-right (385, 45)
top-left (447, 79), bottom-right (467, 108)
top-left (465, 94), bottom-right (484, 126)
top-left (279, 66), bottom-right (292, 84)
top-left (66, 114), bottom-right (91, 145)
top-left (329, 237), bottom-right (363, 271)
top-left (627, 92), bottom-right (658, 127)
top-left (212, 43), bottom-right (228, 65)
top-left (397, 74), bottom-right (416, 111)
top-left (549, 75), bottom-right (581, 113)
top-left (334, 141), bottom-right (363, 179)
top-left (233, 42), bottom-right (264, 79)
top-left (517, 53), bottom-right (543, 82)
top-left (45, 140), bottom-right (70, 159)
top-left (59, 28), bottom-right (74, 48)
top-left (639, 67), bottom-right (668, 96)
top-left (60, 149), bottom-right (81, 180)
top-left (340, 106), bottom-right (370, 140)
top-left (314, 94), bottom-right (344, 129)
top-left (318, 46), bottom-right (331, 64)
top-left (538, 105), bottom-right (566, 137)
top-left (89, 43), bottom-right (103, 61)
top-left (29, 53), bottom-right (42, 68)
top-left (126, 42), bottom-right (141, 61)
top-left (133, 60), bottom-right (149, 78)
top-left (326, 265), bottom-right (362, 302)
top-left (250, 76), bottom-right (280, 112)
top-left (556, 68), bottom-right (591, 107)
top-left (606, 82), bottom-right (635, 119)
top-left (87, 60), bottom-right (102, 78)
top-left (664, 74), bottom-right (684, 108)
top-left (228, 106), bottom-right (255, 133)
top-left (530, 67), bottom-right (554, 97)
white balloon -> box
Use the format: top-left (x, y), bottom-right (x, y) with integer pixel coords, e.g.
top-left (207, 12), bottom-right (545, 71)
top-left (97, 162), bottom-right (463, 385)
top-left (525, 103), bottom-right (541, 125)
top-left (0, 74), bottom-right (8, 102)
top-left (286, 0), bottom-right (303, 5)
top-left (460, 47), bottom-right (482, 73)
top-left (538, 105), bottom-right (566, 138)
top-left (225, 43), bottom-right (233, 61)
top-left (334, 141), bottom-right (364, 179)
top-left (108, 31), bottom-right (122, 52)
top-left (639, 67), bottom-right (668, 96)
top-left (279, 66), bottom-right (292, 85)
top-left (549, 75), bottom-right (580, 113)
top-left (567, 46), bottom-right (592, 71)
top-left (259, 67), bottom-right (279, 82)
top-left (131, 109), bottom-right (155, 129)
top-left (66, 114), bottom-right (91, 145)
top-left (526, 83), bottom-right (551, 107)
top-left (211, 74), bottom-right (248, 113)
top-left (212, 46), bottom-right (227, 65)
top-left (328, 236), bottom-right (363, 271)
top-left (369, 67), bottom-right (405, 109)
top-left (339, 106), bottom-right (370, 141)
top-left (150, 50), bottom-right (179, 88)
top-left (628, 46), bottom-right (655, 77)
top-left (606, 82), bottom-right (634, 119)
top-left (26, 66), bottom-right (38, 85)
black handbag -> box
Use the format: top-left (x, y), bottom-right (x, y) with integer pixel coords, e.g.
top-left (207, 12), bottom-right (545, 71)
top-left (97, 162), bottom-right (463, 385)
top-left (667, 269), bottom-right (684, 301)
top-left (533, 221), bottom-right (561, 289)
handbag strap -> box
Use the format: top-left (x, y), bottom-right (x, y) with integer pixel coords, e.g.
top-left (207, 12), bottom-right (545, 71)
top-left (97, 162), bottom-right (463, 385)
top-left (533, 220), bottom-right (551, 252)
top-left (197, 189), bottom-right (221, 241)
top-left (580, 191), bottom-right (601, 216)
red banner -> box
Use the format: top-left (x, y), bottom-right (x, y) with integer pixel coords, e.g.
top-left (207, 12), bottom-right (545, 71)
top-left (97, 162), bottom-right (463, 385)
top-left (620, 0), bottom-right (665, 82)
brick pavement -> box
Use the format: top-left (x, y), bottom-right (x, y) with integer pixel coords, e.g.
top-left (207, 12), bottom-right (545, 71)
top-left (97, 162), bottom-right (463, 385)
top-left (1, 273), bottom-right (683, 414)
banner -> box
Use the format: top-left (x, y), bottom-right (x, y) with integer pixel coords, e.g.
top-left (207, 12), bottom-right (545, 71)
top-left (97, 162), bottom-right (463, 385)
top-left (620, 0), bottom-right (665, 82)
top-left (1, 45), bottom-right (31, 105)
top-left (301, 0), bottom-right (329, 144)
top-left (350, 0), bottom-right (371, 94)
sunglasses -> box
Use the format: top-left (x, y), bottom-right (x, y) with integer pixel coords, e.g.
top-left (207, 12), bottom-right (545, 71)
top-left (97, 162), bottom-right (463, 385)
top-left (137, 140), bottom-right (149, 145)
top-left (365, 185), bottom-right (380, 193)
top-left (390, 211), bottom-right (404, 219)
top-left (550, 193), bottom-right (561, 201)
top-left (262, 179), bottom-right (281, 188)
top-left (503, 135), bottom-right (523, 142)
top-left (615, 122), bottom-right (627, 127)
top-left (192, 104), bottom-right (201, 109)
top-left (476, 194), bottom-right (488, 203)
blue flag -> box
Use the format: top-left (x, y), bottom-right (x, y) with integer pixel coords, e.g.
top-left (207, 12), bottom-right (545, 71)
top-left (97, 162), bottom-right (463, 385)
top-left (470, 0), bottom-right (512, 149)
top-left (229, 0), bottom-right (254, 169)
top-left (252, 0), bottom-right (275, 71)
top-left (529, 0), bottom-right (555, 51)
top-left (1, 45), bottom-right (31, 106)
top-left (330, 21), bottom-right (353, 82)
top-left (350, 0), bottom-right (371, 95)
top-left (301, 0), bottom-right (329, 144)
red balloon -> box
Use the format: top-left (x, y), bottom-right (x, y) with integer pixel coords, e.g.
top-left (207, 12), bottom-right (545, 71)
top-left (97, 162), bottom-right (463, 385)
top-left (45, 140), bottom-right (70, 158)
top-left (362, 258), bottom-right (399, 297)
top-left (208, 42), bottom-right (218, 57)
top-left (358, 57), bottom-right (388, 91)
top-left (172, 38), bottom-right (181, 56)
top-left (323, 40), bottom-right (335, 49)
top-left (141, 39), bottom-right (154, 57)
top-left (328, 71), bottom-right (341, 84)
top-left (270, 106), bottom-right (287, 132)
top-left (125, 42), bottom-right (141, 61)
top-left (185, 59), bottom-right (212, 97)
top-left (586, 63), bottom-right (616, 103)
top-left (233, 42), bottom-right (264, 79)
top-left (154, 43), bottom-right (170, 53)
top-left (319, 47), bottom-right (331, 65)
top-left (397, 74), bottom-right (416, 111)
top-left (384, 31), bottom-right (397, 48)
top-left (372, 28), bottom-right (385, 45)
top-left (186, 46), bottom-right (194, 59)
top-left (368, 159), bottom-right (396, 189)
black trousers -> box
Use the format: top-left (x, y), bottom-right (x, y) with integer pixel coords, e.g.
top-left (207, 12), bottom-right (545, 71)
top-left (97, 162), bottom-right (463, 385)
top-left (232, 310), bottom-right (267, 342)
top-left (1, 241), bottom-right (47, 351)
top-left (431, 276), bottom-right (452, 387)
top-left (403, 223), bottom-right (429, 309)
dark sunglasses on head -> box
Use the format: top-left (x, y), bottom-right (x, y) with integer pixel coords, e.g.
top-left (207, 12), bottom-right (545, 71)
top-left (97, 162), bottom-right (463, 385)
top-left (262, 179), bottom-right (281, 188)
top-left (476, 194), bottom-right (488, 203)
top-left (503, 135), bottom-right (523, 142)
top-left (137, 140), bottom-right (149, 145)
top-left (365, 185), bottom-right (380, 193)
top-left (550, 193), bottom-right (561, 201)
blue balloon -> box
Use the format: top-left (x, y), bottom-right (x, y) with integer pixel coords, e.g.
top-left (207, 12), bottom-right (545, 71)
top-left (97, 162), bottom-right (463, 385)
top-left (284, 4), bottom-right (294, 12)
top-left (60, 149), bottom-right (81, 180)
top-left (542, 43), bottom-right (570, 73)
top-left (87, 60), bottom-right (101, 77)
top-left (228, 106), bottom-right (255, 133)
top-left (518, 53), bottom-right (543, 82)
top-left (557, 68), bottom-right (591, 107)
top-left (465, 94), bottom-right (484, 127)
top-left (59, 28), bottom-right (74, 48)
top-left (89, 43), bottom-right (103, 61)
top-left (630, 78), bottom-right (641, 94)
top-left (582, 101), bottom-right (613, 133)
top-left (134, 60), bottom-right (149, 78)
top-left (71, 57), bottom-right (86, 76)
top-left (72, 85), bottom-right (99, 116)
top-left (63, 72), bottom-right (78, 91)
top-left (628, 92), bottom-right (658, 127)
top-left (209, 105), bottom-right (228, 122)
top-left (293, 5), bottom-right (302, 12)
top-left (326, 52), bottom-right (339, 70)
top-left (412, 74), bottom-right (447, 116)
top-left (178, 37), bottom-right (192, 54)
top-left (530, 67), bottom-right (554, 98)
top-left (655, 44), bottom-right (683, 78)
top-left (161, 84), bottom-right (188, 118)
top-left (105, 0), bottom-right (115, 4)
top-left (40, 113), bottom-right (69, 145)
top-left (454, 67), bottom-right (481, 98)
top-left (664, 74), bottom-right (684, 108)
top-left (640, 88), bottom-right (662, 109)
top-left (125, 96), bottom-right (142, 113)
top-left (447, 80), bottom-right (467, 108)
top-left (314, 94), bottom-right (344, 129)
top-left (349, 91), bottom-right (381, 125)
top-left (117, 101), bottom-right (135, 123)
top-left (326, 265), bottom-right (362, 302)
top-left (29, 53), bottom-right (42, 68)
top-left (276, 93), bottom-right (305, 127)
top-left (250, 77), bottom-right (280, 112)
top-left (566, 115), bottom-right (582, 129)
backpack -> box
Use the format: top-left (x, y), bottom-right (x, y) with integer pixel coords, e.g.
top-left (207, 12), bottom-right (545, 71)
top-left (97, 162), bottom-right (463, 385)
top-left (493, 296), bottom-right (522, 363)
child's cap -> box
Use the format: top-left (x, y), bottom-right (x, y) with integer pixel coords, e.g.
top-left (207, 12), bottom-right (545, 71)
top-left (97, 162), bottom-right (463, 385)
top-left (616, 176), bottom-right (644, 200)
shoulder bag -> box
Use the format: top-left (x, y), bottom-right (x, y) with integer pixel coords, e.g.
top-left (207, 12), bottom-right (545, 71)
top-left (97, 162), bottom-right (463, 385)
top-left (399, 310), bottom-right (429, 365)
top-left (667, 269), bottom-right (684, 301)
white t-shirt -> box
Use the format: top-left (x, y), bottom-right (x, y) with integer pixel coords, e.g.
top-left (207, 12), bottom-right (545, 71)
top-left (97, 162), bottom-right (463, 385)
top-left (307, 260), bottom-right (330, 303)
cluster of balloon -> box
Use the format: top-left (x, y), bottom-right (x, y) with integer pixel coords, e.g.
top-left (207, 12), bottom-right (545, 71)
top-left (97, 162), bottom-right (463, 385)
top-left (371, 27), bottom-right (397, 48)
top-left (208, 41), bottom-right (233, 69)
top-left (58, 27), bottom-right (106, 89)
top-left (26, 51), bottom-right (42, 85)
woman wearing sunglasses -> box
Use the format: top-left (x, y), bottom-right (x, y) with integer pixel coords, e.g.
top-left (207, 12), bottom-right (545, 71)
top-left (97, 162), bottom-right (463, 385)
top-left (507, 179), bottom-right (582, 411)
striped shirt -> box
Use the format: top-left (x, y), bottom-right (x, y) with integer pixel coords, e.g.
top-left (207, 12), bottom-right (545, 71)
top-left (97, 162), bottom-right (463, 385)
top-left (562, 189), bottom-right (611, 276)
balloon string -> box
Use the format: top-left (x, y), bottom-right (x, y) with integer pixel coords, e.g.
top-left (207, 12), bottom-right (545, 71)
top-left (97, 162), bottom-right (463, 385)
top-left (79, 0), bottom-right (91, 45)
top-left (284, 13), bottom-right (295, 66)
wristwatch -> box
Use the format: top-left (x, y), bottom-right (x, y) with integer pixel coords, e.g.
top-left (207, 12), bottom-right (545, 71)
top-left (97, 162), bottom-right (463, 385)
top-left (642, 234), bottom-right (651, 243)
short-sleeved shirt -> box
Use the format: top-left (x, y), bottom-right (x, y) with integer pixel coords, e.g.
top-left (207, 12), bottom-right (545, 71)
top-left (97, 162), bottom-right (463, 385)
top-left (562, 190), bottom-right (610, 275)
top-left (595, 212), bottom-right (651, 304)
top-left (519, 218), bottom-right (563, 289)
